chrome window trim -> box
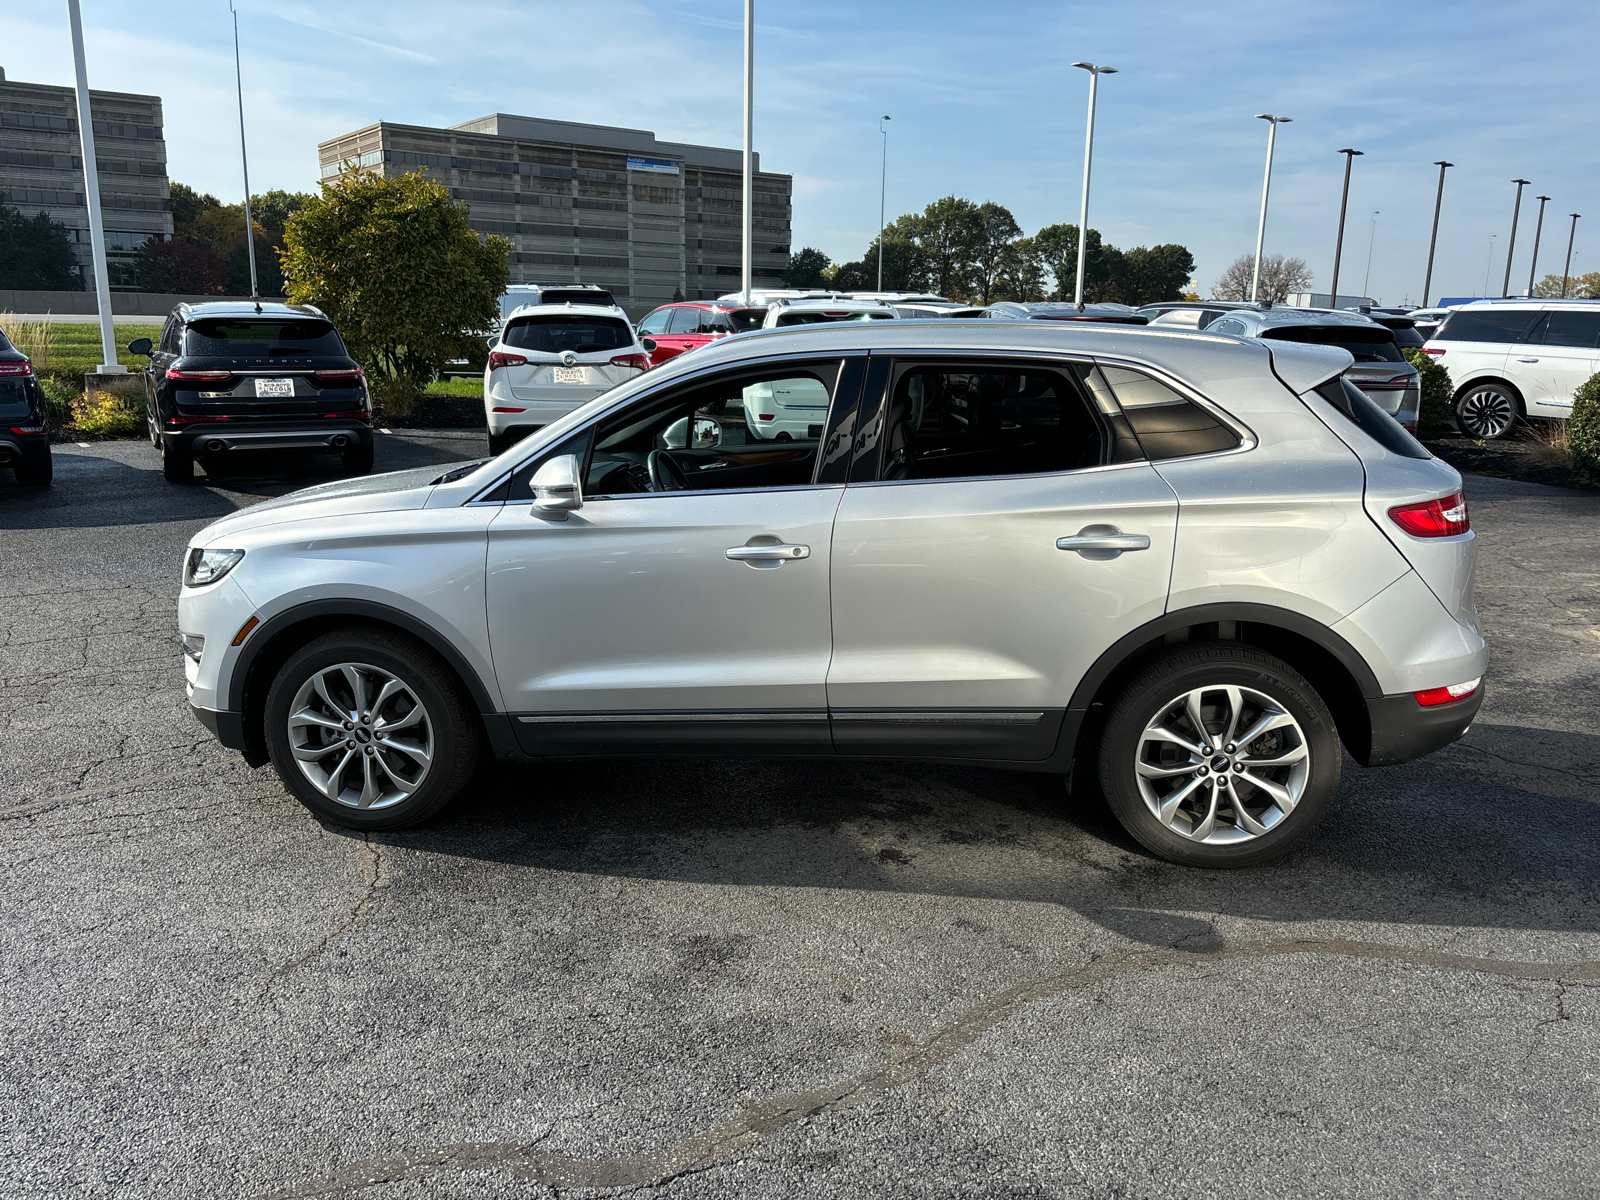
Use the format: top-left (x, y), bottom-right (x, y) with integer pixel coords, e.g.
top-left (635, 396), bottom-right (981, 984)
top-left (583, 481), bottom-right (844, 503)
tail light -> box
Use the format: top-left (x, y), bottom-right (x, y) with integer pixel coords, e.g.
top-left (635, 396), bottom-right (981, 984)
top-left (488, 351), bottom-right (527, 371)
top-left (314, 367), bottom-right (364, 381)
top-left (1421, 347), bottom-right (1445, 357)
top-left (609, 353), bottom-right (649, 371)
top-left (758, 414), bottom-right (774, 421)
top-left (166, 368), bottom-right (232, 381)
top-left (1414, 677), bottom-right (1481, 707)
top-left (0, 361), bottom-right (33, 376)
top-left (1388, 491), bottom-right (1469, 538)
top-left (1361, 375), bottom-right (1415, 390)
top-left (491, 407), bottom-right (526, 413)
top-left (165, 414), bottom-right (232, 426)
top-left (10, 425), bottom-right (45, 434)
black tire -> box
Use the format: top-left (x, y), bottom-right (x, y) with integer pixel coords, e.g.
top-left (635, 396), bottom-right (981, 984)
top-left (774, 431), bottom-right (793, 443)
top-left (13, 445), bottom-right (52, 488)
top-left (263, 628), bottom-right (480, 830)
top-left (1454, 380), bottom-right (1522, 440)
top-left (341, 442), bottom-right (375, 475)
top-left (1097, 643), bottom-right (1341, 868)
top-left (161, 437), bottom-right (192, 483)
top-left (488, 431), bottom-right (513, 456)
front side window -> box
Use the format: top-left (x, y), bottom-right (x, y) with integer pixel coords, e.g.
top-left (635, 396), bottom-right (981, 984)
top-left (1095, 365), bottom-right (1240, 460)
top-left (1436, 307), bottom-right (1540, 344)
top-left (635, 308), bottom-right (671, 335)
top-left (874, 364), bottom-right (1105, 483)
top-left (502, 315), bottom-right (632, 354)
top-left (183, 319), bottom-right (345, 357)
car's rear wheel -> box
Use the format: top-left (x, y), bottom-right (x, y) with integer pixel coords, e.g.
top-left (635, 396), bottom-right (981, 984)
top-left (488, 431), bottom-right (513, 456)
top-left (13, 444), bottom-right (52, 488)
top-left (1455, 381), bottom-right (1521, 439)
top-left (160, 438), bottom-right (193, 483)
top-left (264, 628), bottom-right (480, 829)
top-left (1097, 644), bottom-right (1340, 868)
top-left (341, 443), bottom-right (374, 475)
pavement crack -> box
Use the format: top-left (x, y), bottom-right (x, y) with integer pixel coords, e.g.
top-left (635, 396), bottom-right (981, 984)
top-left (246, 936), bottom-right (1600, 1199)
top-left (269, 835), bottom-right (390, 981)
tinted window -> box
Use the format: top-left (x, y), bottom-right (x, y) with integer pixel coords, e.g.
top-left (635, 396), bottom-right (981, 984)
top-left (503, 315), bottom-right (632, 353)
top-left (1391, 325), bottom-right (1426, 349)
top-left (1211, 318), bottom-right (1246, 336)
top-left (636, 308), bottom-right (671, 335)
top-left (877, 365), bottom-right (1104, 482)
top-left (0, 378), bottom-right (29, 408)
top-left (1098, 365), bottom-right (1240, 460)
top-left (1260, 325), bottom-right (1403, 362)
top-left (775, 310), bottom-right (893, 326)
top-left (1437, 308), bottom-right (1540, 344)
top-left (183, 319), bottom-right (345, 357)
top-left (1311, 378), bottom-right (1431, 460)
top-left (540, 288), bottom-right (614, 307)
top-left (666, 307), bottom-right (702, 334)
top-left (725, 308), bottom-right (764, 332)
top-left (1535, 310), bottom-right (1600, 348)
top-left (0, 330), bottom-right (11, 351)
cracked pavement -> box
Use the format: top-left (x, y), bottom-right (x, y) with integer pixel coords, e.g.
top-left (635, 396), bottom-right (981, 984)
top-left (2, 438), bottom-right (1598, 1199)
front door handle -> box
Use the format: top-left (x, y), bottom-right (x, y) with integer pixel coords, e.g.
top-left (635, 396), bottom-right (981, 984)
top-left (727, 542), bottom-right (810, 566)
top-left (1516, 356), bottom-right (1539, 363)
top-left (1056, 526), bottom-right (1151, 558)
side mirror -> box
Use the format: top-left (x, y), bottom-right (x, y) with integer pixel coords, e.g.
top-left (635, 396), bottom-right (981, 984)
top-left (692, 416), bottom-right (722, 449)
top-left (127, 337), bottom-right (153, 356)
top-left (640, 337), bottom-right (658, 353)
top-left (530, 454), bottom-right (582, 518)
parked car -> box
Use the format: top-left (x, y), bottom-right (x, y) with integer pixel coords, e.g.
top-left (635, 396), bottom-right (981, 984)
top-left (1205, 307), bottom-right (1421, 428)
top-left (0, 329), bottom-right (51, 487)
top-left (179, 319), bottom-right (1483, 869)
top-left (1406, 307), bottom-right (1455, 340)
top-left (1137, 300), bottom-right (1256, 329)
top-left (130, 301), bottom-right (372, 483)
top-left (893, 303), bottom-right (988, 319)
top-left (497, 283), bottom-right (617, 323)
top-left (634, 301), bottom-right (766, 368)
top-left (484, 301), bottom-right (649, 455)
top-left (715, 289), bottom-right (840, 305)
top-left (740, 375), bottom-right (832, 441)
top-left (761, 298), bottom-right (899, 328)
top-left (986, 302), bottom-right (1150, 325)
top-left (1421, 299), bottom-right (1600, 438)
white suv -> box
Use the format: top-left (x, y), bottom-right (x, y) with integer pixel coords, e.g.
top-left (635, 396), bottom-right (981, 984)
top-left (1423, 299), bottom-right (1600, 438)
top-left (483, 302), bottom-right (648, 454)
top-left (761, 298), bottom-right (899, 329)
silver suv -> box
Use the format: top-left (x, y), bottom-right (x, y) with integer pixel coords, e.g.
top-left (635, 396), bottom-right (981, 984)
top-left (178, 322), bottom-right (1484, 868)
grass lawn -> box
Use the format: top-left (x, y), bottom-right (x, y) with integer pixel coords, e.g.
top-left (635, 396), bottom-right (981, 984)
top-left (426, 376), bottom-right (484, 397)
top-left (0, 318), bottom-right (164, 376)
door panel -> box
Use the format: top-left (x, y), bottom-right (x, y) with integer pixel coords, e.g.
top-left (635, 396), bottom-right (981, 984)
top-left (486, 486), bottom-right (843, 753)
top-left (1513, 345), bottom-right (1597, 415)
top-left (826, 464), bottom-right (1178, 758)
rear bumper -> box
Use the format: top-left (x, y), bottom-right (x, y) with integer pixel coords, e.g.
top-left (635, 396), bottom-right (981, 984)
top-left (167, 424), bottom-right (372, 453)
top-left (0, 433), bottom-right (48, 463)
top-left (1359, 687), bottom-right (1483, 767)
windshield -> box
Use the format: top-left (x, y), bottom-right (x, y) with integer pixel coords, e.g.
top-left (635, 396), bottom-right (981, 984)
top-left (1262, 325), bottom-right (1403, 362)
top-left (503, 315), bottom-right (633, 353)
top-left (0, 331), bottom-right (12, 351)
top-left (183, 319), bottom-right (345, 357)
top-left (725, 309), bottom-right (765, 332)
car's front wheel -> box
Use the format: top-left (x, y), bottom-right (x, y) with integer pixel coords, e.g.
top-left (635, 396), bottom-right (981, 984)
top-left (264, 628), bottom-right (480, 829)
top-left (1097, 644), bottom-right (1340, 868)
top-left (1455, 381), bottom-right (1521, 439)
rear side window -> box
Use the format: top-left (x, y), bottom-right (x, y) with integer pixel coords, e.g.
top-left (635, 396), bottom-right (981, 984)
top-left (503, 315), bottom-right (632, 353)
top-left (183, 320), bottom-right (345, 357)
top-left (666, 308), bottom-right (702, 334)
top-left (1097, 365), bottom-right (1240, 460)
top-left (1530, 310), bottom-right (1600, 348)
top-left (1311, 378), bottom-right (1431, 460)
top-left (1436, 307), bottom-right (1540, 344)
top-left (1261, 325), bottom-right (1404, 363)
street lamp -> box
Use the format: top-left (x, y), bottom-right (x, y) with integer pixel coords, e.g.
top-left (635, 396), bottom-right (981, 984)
top-left (1070, 62), bottom-right (1116, 309)
top-left (65, 0), bottom-right (121, 375)
top-left (1361, 211), bottom-right (1380, 299)
top-left (1483, 233), bottom-right (1497, 298)
top-left (740, 0), bottom-right (754, 305)
top-left (1562, 214), bottom-right (1581, 298)
top-left (877, 115), bottom-right (890, 291)
top-left (1328, 148), bottom-right (1362, 310)
top-left (1502, 178), bottom-right (1531, 297)
top-left (1526, 195), bottom-right (1551, 298)
top-left (1250, 114), bottom-right (1292, 302)
top-left (1422, 160), bottom-right (1452, 307)
top-left (230, 0), bottom-right (258, 299)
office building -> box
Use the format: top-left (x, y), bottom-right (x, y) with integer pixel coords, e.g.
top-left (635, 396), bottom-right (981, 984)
top-left (318, 113), bottom-right (792, 310)
top-left (0, 65), bottom-right (172, 290)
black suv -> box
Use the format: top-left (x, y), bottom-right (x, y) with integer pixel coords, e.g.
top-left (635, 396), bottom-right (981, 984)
top-left (130, 301), bottom-right (373, 483)
top-left (0, 329), bottom-right (51, 488)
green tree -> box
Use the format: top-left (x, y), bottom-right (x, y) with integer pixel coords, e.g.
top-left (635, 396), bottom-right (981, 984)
top-left (280, 170), bottom-right (509, 405)
top-left (858, 233), bottom-right (929, 291)
top-left (169, 182), bottom-right (221, 228)
top-left (782, 246), bottom-right (831, 288)
top-left (136, 239), bottom-right (228, 294)
top-left (1533, 271), bottom-right (1600, 299)
top-left (1033, 223), bottom-right (1121, 302)
top-left (248, 189), bottom-right (314, 236)
top-left (0, 203), bottom-right (81, 290)
top-left (823, 260), bottom-right (872, 290)
top-left (1116, 243), bottom-right (1197, 306)
top-left (906, 196), bottom-right (982, 298)
top-left (968, 202), bottom-right (1021, 304)
top-left (992, 237), bottom-right (1047, 302)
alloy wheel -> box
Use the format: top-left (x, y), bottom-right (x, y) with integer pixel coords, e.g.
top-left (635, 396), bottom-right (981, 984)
top-left (1134, 684), bottom-right (1310, 844)
top-left (286, 662), bottom-right (434, 810)
top-left (1456, 386), bottom-right (1517, 439)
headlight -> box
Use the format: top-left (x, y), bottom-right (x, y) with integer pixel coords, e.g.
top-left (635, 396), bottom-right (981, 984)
top-left (184, 547), bottom-right (245, 587)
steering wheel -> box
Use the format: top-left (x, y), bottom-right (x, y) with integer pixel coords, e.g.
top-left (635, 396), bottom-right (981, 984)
top-left (646, 449), bottom-right (689, 492)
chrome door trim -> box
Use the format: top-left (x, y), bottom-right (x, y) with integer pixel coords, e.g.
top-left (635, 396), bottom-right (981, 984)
top-left (518, 710), bottom-right (828, 724)
top-left (830, 710), bottom-right (1046, 724)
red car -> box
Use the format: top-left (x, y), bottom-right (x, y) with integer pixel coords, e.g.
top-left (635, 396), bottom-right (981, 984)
top-left (634, 302), bottom-right (766, 367)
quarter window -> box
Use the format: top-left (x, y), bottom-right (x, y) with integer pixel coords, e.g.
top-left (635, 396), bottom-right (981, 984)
top-left (1096, 365), bottom-right (1240, 460)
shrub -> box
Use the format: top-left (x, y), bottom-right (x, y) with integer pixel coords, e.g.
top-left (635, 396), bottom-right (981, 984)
top-left (1404, 348), bottom-right (1454, 436)
top-left (37, 373), bottom-right (78, 424)
top-left (369, 372), bottom-right (422, 418)
top-left (71, 388), bottom-right (144, 437)
top-left (1570, 370), bottom-right (1600, 483)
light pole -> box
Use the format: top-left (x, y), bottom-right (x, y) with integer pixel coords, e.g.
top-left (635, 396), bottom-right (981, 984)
top-left (1328, 148), bottom-right (1362, 310)
top-left (1361, 210), bottom-right (1380, 299)
top-left (1483, 233), bottom-right (1497, 298)
top-left (1526, 195), bottom-right (1551, 297)
top-left (1501, 178), bottom-right (1530, 297)
top-left (876, 115), bottom-right (890, 291)
top-left (1561, 214), bottom-right (1581, 297)
top-left (740, 0), bottom-right (753, 305)
top-left (230, 0), bottom-right (258, 299)
top-left (1250, 114), bottom-right (1292, 302)
top-left (1422, 160), bottom-right (1452, 307)
top-left (65, 0), bottom-right (121, 375)
top-left (1069, 62), bottom-right (1116, 309)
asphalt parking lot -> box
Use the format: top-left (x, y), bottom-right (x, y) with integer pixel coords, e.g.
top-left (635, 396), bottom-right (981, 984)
top-left (2, 434), bottom-right (1598, 1199)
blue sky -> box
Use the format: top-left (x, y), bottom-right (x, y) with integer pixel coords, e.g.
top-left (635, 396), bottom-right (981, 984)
top-left (10, 1), bottom-right (1599, 302)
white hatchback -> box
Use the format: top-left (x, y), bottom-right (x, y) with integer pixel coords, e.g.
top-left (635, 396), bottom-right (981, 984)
top-left (484, 304), bottom-right (648, 454)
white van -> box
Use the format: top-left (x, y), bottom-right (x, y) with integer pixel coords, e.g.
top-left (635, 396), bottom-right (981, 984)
top-left (1424, 300), bottom-right (1600, 438)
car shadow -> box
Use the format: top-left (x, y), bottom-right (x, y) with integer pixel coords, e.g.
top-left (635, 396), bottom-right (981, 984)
top-left (363, 720), bottom-right (1600, 942)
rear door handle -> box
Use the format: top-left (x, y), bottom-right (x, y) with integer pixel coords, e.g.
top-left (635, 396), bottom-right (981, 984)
top-left (1056, 528), bottom-right (1151, 556)
top-left (727, 542), bottom-right (810, 565)
top-left (1516, 356), bottom-right (1539, 363)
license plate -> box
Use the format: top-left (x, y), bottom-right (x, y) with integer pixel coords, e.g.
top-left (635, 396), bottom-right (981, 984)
top-left (552, 367), bottom-right (586, 384)
top-left (255, 377), bottom-right (294, 398)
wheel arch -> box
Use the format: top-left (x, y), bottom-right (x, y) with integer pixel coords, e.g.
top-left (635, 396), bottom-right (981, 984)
top-left (1451, 374), bottom-right (1525, 407)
